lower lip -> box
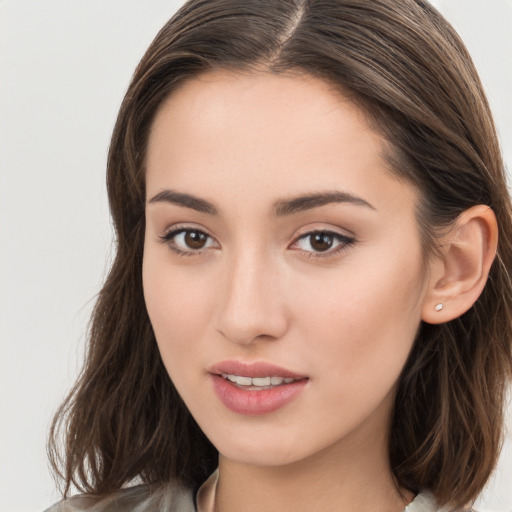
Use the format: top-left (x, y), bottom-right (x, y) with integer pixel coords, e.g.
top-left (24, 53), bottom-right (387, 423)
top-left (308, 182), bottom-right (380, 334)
top-left (211, 374), bottom-right (308, 415)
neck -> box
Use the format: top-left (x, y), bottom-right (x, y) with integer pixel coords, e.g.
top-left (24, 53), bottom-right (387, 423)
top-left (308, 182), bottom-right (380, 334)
top-left (214, 404), bottom-right (413, 512)
top-left (216, 455), bottom-right (410, 512)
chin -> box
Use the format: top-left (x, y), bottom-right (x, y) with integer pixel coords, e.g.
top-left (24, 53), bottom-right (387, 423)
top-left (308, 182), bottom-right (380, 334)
top-left (206, 424), bottom-right (329, 468)
top-left (219, 444), bottom-right (305, 468)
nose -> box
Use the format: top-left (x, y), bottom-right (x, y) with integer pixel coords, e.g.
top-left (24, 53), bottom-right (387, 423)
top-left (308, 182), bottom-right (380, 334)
top-left (215, 250), bottom-right (289, 346)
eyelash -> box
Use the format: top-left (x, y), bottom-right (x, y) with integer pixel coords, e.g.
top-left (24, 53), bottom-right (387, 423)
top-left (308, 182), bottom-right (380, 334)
top-left (159, 226), bottom-right (217, 257)
top-left (290, 230), bottom-right (356, 259)
top-left (159, 227), bottom-right (356, 259)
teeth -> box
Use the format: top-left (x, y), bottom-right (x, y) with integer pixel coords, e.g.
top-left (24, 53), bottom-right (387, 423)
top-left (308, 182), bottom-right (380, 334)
top-left (221, 374), bottom-right (296, 388)
top-left (236, 376), bottom-right (252, 386)
top-left (252, 377), bottom-right (271, 386)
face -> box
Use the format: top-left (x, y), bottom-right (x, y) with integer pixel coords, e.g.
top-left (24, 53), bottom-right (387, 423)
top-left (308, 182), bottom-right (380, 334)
top-left (143, 70), bottom-right (429, 468)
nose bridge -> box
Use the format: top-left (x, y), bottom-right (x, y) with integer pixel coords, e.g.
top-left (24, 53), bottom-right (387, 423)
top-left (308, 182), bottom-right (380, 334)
top-left (216, 243), bottom-right (287, 345)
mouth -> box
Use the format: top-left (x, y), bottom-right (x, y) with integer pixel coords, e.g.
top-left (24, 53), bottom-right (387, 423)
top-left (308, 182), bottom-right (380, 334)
top-left (209, 360), bottom-right (307, 379)
top-left (220, 373), bottom-right (300, 390)
top-left (209, 361), bottom-right (309, 415)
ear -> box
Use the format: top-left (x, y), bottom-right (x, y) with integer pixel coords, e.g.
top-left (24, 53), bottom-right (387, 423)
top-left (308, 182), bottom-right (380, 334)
top-left (422, 205), bottom-right (498, 324)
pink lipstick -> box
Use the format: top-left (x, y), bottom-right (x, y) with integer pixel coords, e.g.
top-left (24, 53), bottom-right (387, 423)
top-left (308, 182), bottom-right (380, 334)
top-left (209, 361), bottom-right (308, 415)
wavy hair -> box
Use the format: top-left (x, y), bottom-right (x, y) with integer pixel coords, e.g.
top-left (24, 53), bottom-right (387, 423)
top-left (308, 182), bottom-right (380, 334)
top-left (49, 0), bottom-right (512, 509)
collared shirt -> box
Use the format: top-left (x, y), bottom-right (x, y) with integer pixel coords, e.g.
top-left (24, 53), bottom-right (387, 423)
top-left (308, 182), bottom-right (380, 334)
top-left (45, 469), bottom-right (443, 512)
top-left (196, 469), bottom-right (441, 512)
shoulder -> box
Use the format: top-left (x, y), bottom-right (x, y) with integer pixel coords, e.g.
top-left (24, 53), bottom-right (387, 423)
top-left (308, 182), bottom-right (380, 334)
top-left (43, 482), bottom-right (195, 512)
top-left (405, 492), bottom-right (477, 512)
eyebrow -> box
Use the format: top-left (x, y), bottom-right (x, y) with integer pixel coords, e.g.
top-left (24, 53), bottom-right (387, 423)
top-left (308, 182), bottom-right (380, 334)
top-left (147, 189), bottom-right (375, 216)
top-left (273, 191), bottom-right (375, 216)
top-left (148, 190), bottom-right (218, 215)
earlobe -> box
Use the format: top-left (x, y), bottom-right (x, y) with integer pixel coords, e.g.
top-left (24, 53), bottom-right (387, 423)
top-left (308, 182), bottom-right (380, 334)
top-left (422, 205), bottom-right (498, 324)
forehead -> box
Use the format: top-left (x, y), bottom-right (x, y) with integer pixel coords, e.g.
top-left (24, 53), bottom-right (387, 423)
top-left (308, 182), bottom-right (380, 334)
top-left (149, 69), bottom-right (371, 147)
top-left (145, 69), bottom-right (416, 215)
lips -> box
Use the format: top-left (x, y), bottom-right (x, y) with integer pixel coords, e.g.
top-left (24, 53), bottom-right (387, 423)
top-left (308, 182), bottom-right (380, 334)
top-left (209, 361), bottom-right (308, 415)
top-left (209, 360), bottom-right (306, 379)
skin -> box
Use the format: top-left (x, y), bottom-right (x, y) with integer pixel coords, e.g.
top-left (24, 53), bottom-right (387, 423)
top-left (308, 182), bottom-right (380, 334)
top-left (142, 70), bottom-right (442, 512)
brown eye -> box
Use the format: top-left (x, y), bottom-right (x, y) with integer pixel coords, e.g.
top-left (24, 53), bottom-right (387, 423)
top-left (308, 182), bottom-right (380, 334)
top-left (162, 228), bottom-right (217, 255)
top-left (184, 230), bottom-right (208, 249)
top-left (310, 233), bottom-right (334, 252)
top-left (292, 230), bottom-right (355, 257)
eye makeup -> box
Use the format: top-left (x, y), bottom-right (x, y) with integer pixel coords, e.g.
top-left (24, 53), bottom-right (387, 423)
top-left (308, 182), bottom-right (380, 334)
top-left (289, 230), bottom-right (356, 259)
top-left (159, 225), bottom-right (219, 257)
top-left (158, 224), bottom-right (356, 260)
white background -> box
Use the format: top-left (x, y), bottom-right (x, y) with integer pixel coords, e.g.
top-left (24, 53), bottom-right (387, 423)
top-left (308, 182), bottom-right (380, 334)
top-left (1, 1), bottom-right (511, 511)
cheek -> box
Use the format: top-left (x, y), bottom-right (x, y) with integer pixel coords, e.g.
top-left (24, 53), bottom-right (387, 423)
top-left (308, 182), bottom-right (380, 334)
top-left (142, 248), bottom-right (216, 366)
top-left (289, 252), bottom-right (424, 387)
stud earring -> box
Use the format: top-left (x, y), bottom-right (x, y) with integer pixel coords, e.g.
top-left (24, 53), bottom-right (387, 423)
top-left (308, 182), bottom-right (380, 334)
top-left (434, 303), bottom-right (444, 311)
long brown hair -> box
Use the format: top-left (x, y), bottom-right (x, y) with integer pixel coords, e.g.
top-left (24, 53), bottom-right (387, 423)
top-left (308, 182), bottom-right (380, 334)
top-left (49, 0), bottom-right (512, 508)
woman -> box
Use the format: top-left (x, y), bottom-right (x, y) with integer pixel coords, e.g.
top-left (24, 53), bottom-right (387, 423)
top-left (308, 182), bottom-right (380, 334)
top-left (46, 0), bottom-right (512, 511)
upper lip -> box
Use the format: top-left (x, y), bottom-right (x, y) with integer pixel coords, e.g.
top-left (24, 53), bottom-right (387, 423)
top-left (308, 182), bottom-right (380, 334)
top-left (209, 360), bottom-right (307, 379)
